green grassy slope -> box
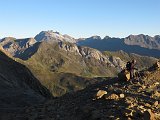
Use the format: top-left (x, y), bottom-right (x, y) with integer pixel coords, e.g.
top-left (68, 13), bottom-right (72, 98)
top-left (18, 41), bottom-right (117, 96)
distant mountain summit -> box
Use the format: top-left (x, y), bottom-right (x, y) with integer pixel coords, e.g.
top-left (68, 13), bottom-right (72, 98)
top-left (124, 34), bottom-right (160, 50)
top-left (34, 30), bottom-right (76, 43)
top-left (89, 35), bottom-right (102, 40)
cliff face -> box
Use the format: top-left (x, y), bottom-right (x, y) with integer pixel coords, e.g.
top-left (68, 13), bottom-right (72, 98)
top-left (58, 41), bottom-right (111, 63)
top-left (0, 37), bottom-right (36, 57)
top-left (124, 34), bottom-right (160, 50)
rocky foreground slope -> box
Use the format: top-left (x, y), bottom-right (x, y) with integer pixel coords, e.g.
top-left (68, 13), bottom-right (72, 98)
top-left (1, 65), bottom-right (160, 120)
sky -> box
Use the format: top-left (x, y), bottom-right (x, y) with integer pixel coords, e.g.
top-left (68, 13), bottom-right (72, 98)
top-left (0, 0), bottom-right (160, 39)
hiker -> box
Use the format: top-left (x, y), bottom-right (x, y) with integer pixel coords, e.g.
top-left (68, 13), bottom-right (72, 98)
top-left (126, 59), bottom-right (137, 79)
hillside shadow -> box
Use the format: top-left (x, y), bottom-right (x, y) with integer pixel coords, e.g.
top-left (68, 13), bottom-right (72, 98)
top-left (16, 42), bottom-right (41, 60)
top-left (0, 50), bottom-right (53, 107)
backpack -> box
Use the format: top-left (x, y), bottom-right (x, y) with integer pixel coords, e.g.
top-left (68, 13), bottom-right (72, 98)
top-left (126, 61), bottom-right (131, 70)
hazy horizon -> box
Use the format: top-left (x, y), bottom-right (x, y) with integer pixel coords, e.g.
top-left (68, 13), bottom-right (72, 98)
top-left (0, 0), bottom-right (160, 39)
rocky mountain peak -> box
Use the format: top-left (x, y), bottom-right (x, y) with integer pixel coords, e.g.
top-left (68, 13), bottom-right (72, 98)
top-left (0, 37), bottom-right (36, 57)
top-left (124, 34), bottom-right (160, 50)
top-left (154, 35), bottom-right (160, 38)
top-left (103, 35), bottom-right (110, 39)
top-left (0, 37), bottom-right (16, 44)
top-left (89, 35), bottom-right (101, 40)
top-left (34, 30), bottom-right (76, 43)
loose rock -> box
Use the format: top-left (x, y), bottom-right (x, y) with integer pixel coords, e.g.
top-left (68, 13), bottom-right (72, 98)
top-left (119, 94), bottom-right (125, 98)
top-left (94, 90), bottom-right (107, 99)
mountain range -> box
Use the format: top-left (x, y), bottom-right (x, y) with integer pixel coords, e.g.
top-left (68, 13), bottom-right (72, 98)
top-left (1, 30), bottom-right (160, 57)
top-left (0, 30), bottom-right (159, 97)
top-left (77, 34), bottom-right (160, 58)
top-left (0, 30), bottom-right (159, 119)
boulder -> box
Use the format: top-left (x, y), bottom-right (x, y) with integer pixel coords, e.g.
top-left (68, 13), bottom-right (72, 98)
top-left (94, 90), bottom-right (107, 99)
top-left (143, 109), bottom-right (155, 120)
top-left (118, 69), bottom-right (130, 81)
top-left (153, 101), bottom-right (159, 106)
top-left (105, 93), bottom-right (119, 100)
top-left (145, 103), bottom-right (151, 107)
top-left (119, 94), bottom-right (125, 98)
top-left (154, 91), bottom-right (160, 97)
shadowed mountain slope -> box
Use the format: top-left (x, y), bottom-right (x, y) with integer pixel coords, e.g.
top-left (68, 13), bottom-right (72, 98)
top-left (0, 47), bottom-right (52, 108)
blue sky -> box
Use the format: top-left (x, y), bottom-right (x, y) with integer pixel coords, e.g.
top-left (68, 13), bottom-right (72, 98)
top-left (0, 0), bottom-right (160, 38)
